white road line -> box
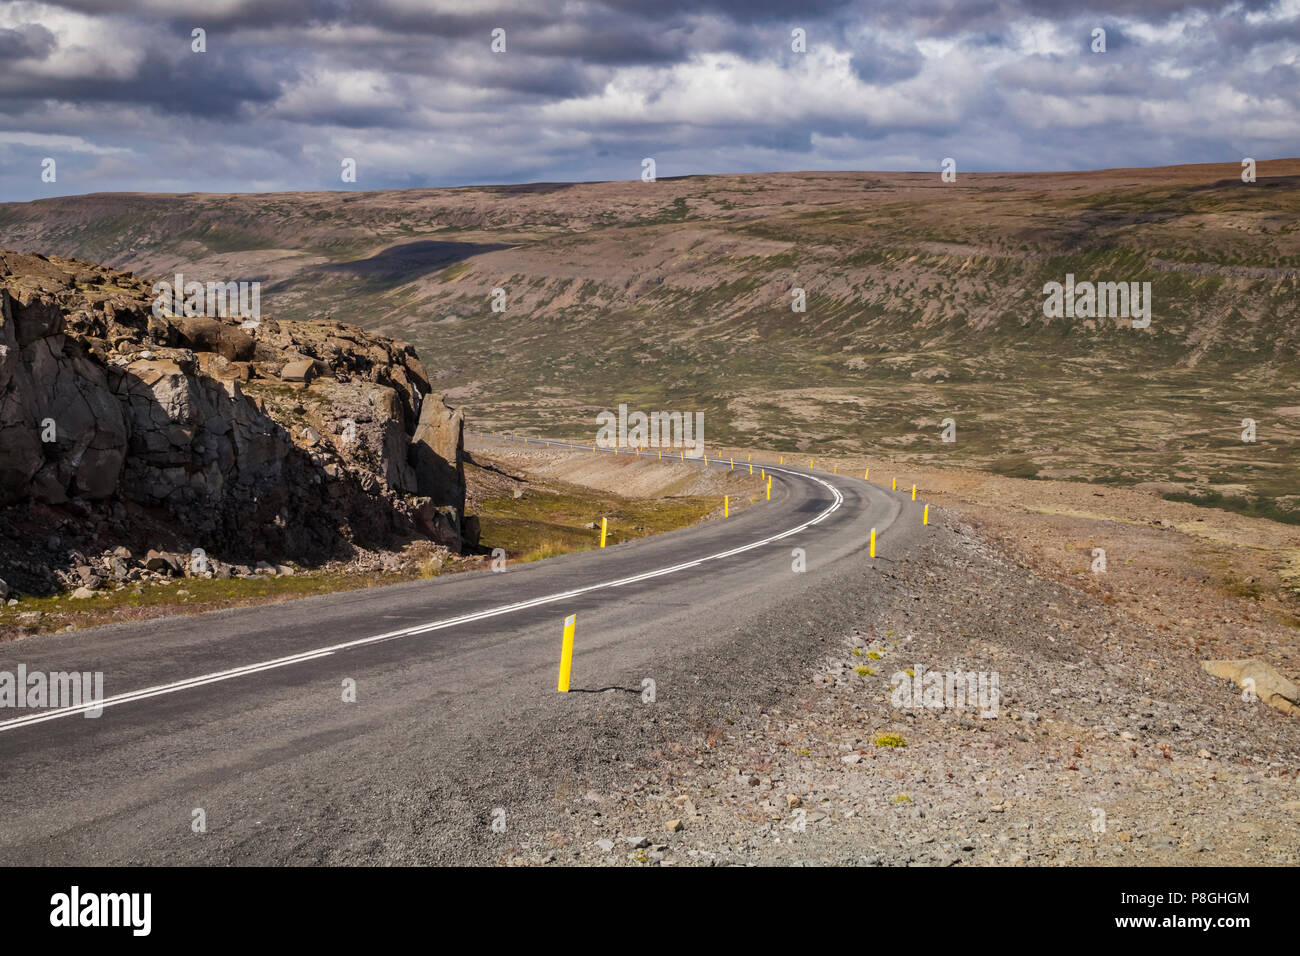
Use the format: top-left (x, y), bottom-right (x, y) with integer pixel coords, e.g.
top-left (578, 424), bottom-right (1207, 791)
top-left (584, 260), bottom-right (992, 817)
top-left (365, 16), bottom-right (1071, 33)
top-left (0, 446), bottom-right (846, 733)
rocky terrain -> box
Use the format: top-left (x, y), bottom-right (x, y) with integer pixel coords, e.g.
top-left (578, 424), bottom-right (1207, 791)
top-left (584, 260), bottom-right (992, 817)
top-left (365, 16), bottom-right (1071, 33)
top-left (0, 250), bottom-right (471, 601)
top-left (1, 161), bottom-right (1297, 517)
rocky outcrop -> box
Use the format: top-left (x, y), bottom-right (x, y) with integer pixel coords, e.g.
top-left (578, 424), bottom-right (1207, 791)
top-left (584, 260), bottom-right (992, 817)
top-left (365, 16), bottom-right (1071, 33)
top-left (1203, 659), bottom-right (1300, 716)
top-left (0, 249), bottom-right (471, 596)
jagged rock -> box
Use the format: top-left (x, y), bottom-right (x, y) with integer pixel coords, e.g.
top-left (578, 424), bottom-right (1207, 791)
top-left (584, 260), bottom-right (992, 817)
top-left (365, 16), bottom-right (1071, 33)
top-left (144, 550), bottom-right (181, 574)
top-left (462, 514), bottom-right (481, 549)
top-left (414, 500), bottom-right (462, 552)
top-left (411, 398), bottom-right (465, 514)
top-left (0, 249), bottom-right (475, 594)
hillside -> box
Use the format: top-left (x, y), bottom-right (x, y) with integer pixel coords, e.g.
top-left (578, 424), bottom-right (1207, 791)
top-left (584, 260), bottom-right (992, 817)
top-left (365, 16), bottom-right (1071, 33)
top-left (2, 161), bottom-right (1297, 518)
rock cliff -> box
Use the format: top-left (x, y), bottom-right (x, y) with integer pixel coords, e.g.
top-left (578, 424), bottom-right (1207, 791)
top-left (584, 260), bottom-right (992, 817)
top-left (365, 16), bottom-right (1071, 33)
top-left (0, 250), bottom-right (473, 597)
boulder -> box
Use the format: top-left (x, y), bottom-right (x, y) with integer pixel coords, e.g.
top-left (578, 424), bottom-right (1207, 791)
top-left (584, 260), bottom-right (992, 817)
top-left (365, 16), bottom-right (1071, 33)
top-left (281, 358), bottom-right (317, 382)
top-left (171, 316), bottom-right (255, 361)
top-left (410, 397), bottom-right (465, 512)
top-left (1203, 659), bottom-right (1300, 716)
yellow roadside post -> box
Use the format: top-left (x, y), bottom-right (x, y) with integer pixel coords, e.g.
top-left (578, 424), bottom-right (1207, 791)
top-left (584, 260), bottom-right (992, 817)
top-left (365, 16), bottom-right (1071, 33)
top-left (779, 456), bottom-right (784, 464)
top-left (599, 517), bottom-right (607, 548)
top-left (865, 468), bottom-right (869, 480)
top-left (923, 505), bottom-right (929, 526)
top-left (766, 477), bottom-right (772, 500)
top-left (724, 496), bottom-right (729, 517)
top-left (749, 464), bottom-right (753, 475)
top-left (892, 478), bottom-right (897, 490)
top-left (704, 455), bottom-right (708, 467)
top-left (747, 454), bottom-right (751, 461)
top-left (658, 450), bottom-right (662, 460)
top-left (833, 465), bottom-right (838, 474)
top-left (557, 614), bottom-right (577, 692)
top-left (870, 528), bottom-right (877, 558)
top-left (810, 458), bottom-right (814, 469)
top-left (911, 484), bottom-right (917, 501)
top-left (730, 458), bottom-right (734, 470)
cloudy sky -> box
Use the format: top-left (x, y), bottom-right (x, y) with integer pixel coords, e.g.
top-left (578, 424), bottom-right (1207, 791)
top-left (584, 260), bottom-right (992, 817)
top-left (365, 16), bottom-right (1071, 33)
top-left (1, 0), bottom-right (1297, 200)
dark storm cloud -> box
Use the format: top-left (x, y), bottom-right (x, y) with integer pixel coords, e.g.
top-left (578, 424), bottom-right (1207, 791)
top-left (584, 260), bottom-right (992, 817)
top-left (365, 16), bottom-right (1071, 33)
top-left (0, 0), bottom-right (1295, 201)
top-left (0, 23), bottom-right (56, 59)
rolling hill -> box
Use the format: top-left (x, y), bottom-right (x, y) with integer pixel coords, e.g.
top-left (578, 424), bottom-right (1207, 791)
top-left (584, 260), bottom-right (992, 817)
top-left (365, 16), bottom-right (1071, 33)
top-left (2, 160), bottom-right (1298, 518)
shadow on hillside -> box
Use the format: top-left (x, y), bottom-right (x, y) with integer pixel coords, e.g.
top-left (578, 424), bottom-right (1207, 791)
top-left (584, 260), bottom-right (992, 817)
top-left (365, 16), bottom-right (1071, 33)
top-left (316, 240), bottom-right (511, 283)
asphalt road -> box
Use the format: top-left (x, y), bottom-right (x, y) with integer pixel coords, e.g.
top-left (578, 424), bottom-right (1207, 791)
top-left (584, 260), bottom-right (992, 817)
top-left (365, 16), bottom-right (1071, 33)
top-left (0, 436), bottom-right (915, 864)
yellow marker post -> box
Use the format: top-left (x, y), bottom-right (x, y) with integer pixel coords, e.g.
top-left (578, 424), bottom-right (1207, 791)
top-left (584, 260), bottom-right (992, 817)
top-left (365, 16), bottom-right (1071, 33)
top-left (892, 478), bottom-right (897, 491)
top-left (599, 517), bottom-right (607, 548)
top-left (749, 464), bottom-right (753, 475)
top-left (923, 505), bottom-right (929, 526)
top-left (557, 614), bottom-right (577, 692)
top-left (704, 456), bottom-right (708, 467)
top-left (730, 458), bottom-right (734, 470)
top-left (658, 450), bottom-right (662, 460)
top-left (911, 484), bottom-right (917, 501)
top-left (766, 477), bottom-right (772, 501)
top-left (747, 455), bottom-right (751, 461)
top-left (779, 456), bottom-right (784, 464)
top-left (833, 465), bottom-right (838, 474)
top-left (865, 468), bottom-right (869, 480)
top-left (810, 458), bottom-right (815, 469)
top-left (724, 496), bottom-right (729, 517)
top-left (870, 528), bottom-right (877, 558)
top-left (681, 450), bottom-right (684, 461)
top-left (761, 468), bottom-right (765, 480)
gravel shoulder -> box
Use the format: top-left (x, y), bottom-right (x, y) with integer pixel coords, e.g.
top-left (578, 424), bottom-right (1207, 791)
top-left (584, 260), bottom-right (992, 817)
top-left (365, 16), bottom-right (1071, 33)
top-left (469, 469), bottom-right (1300, 866)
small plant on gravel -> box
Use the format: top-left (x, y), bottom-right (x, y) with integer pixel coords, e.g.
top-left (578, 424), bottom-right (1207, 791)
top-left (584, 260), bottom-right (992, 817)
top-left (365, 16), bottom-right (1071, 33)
top-left (852, 648), bottom-right (863, 657)
top-left (867, 650), bottom-right (882, 659)
top-left (873, 733), bottom-right (907, 748)
top-left (893, 794), bottom-right (912, 803)
top-left (854, 665), bottom-right (870, 676)
top-left (903, 668), bottom-right (915, 678)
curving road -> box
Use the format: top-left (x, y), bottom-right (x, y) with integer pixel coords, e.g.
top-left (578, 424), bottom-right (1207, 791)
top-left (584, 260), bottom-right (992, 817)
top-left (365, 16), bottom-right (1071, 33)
top-left (0, 435), bottom-right (913, 864)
